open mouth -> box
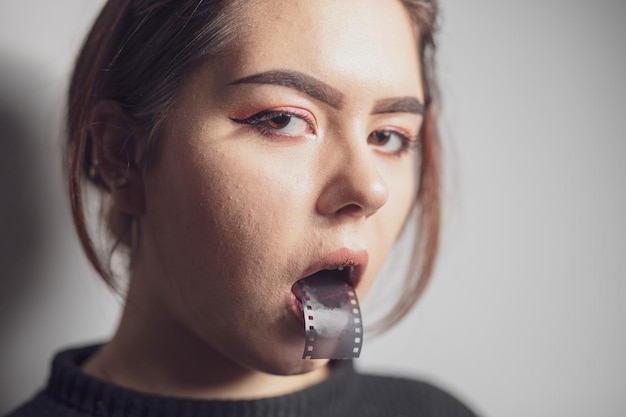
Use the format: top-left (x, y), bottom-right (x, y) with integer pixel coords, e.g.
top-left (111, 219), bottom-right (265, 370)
top-left (291, 263), bottom-right (365, 360)
top-left (289, 248), bottom-right (367, 325)
top-left (291, 266), bottom-right (353, 310)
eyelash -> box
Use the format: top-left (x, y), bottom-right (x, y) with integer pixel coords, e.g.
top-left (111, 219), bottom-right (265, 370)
top-left (230, 109), bottom-right (316, 137)
top-left (230, 109), bottom-right (421, 156)
top-left (369, 128), bottom-right (421, 157)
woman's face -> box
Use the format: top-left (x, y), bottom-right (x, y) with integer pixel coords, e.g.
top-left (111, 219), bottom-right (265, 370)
top-left (136, 0), bottom-right (424, 375)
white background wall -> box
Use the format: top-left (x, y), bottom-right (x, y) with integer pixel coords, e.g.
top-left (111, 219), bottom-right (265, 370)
top-left (0, 1), bottom-right (624, 416)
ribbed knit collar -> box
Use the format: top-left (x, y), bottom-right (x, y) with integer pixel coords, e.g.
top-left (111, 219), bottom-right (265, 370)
top-left (44, 345), bottom-right (357, 417)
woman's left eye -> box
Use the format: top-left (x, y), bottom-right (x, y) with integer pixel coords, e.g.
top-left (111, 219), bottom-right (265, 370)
top-left (368, 129), bottom-right (415, 155)
top-left (231, 110), bottom-right (314, 136)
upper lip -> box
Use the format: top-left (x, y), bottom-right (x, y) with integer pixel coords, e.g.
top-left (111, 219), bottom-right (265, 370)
top-left (298, 248), bottom-right (369, 289)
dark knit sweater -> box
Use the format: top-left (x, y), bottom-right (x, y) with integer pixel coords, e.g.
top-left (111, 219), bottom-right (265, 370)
top-left (6, 345), bottom-right (478, 417)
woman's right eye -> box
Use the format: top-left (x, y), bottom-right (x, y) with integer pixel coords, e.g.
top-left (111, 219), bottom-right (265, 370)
top-left (230, 110), bottom-right (315, 137)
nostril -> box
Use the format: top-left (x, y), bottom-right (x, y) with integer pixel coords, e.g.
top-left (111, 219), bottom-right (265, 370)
top-left (348, 173), bottom-right (389, 216)
top-left (315, 165), bottom-right (389, 217)
top-left (315, 143), bottom-right (390, 217)
top-left (335, 203), bottom-right (366, 217)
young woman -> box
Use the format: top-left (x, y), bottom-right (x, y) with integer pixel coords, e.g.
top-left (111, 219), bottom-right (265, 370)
top-left (7, 0), bottom-right (478, 415)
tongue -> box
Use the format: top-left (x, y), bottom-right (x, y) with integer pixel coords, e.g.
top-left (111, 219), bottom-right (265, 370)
top-left (297, 272), bottom-right (363, 360)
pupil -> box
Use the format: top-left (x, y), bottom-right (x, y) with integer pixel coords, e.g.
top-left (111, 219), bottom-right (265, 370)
top-left (372, 131), bottom-right (390, 145)
top-left (267, 115), bottom-right (291, 129)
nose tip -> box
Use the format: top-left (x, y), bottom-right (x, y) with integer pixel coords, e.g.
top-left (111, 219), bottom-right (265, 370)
top-left (316, 153), bottom-right (389, 218)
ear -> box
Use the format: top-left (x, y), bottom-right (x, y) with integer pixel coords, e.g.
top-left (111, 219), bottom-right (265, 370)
top-left (89, 100), bottom-right (145, 215)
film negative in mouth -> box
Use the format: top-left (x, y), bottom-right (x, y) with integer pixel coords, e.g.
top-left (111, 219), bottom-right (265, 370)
top-left (297, 274), bottom-right (363, 359)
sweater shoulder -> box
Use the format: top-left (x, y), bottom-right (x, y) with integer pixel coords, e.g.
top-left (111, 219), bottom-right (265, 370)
top-left (347, 371), bottom-right (480, 417)
top-left (3, 392), bottom-right (76, 417)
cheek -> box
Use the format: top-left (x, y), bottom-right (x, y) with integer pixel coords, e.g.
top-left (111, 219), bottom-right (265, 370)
top-left (149, 140), bottom-right (315, 287)
top-left (184, 157), bottom-right (286, 272)
top-left (140, 147), bottom-right (294, 334)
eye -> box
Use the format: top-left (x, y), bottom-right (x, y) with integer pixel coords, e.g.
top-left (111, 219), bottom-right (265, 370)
top-left (368, 129), bottom-right (415, 155)
top-left (230, 110), bottom-right (315, 137)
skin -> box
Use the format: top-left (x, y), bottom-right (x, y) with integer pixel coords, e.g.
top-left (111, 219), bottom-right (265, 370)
top-left (84, 0), bottom-right (424, 400)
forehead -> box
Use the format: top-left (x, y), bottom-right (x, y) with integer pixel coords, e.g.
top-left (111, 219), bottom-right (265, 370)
top-left (220, 0), bottom-right (423, 101)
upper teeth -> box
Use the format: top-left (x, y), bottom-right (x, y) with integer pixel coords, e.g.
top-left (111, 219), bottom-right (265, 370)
top-left (326, 266), bottom-right (348, 271)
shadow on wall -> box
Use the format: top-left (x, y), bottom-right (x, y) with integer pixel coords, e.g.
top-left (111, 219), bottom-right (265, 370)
top-left (0, 55), bottom-right (52, 410)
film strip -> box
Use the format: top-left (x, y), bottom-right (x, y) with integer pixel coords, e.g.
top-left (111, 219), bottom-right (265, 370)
top-left (297, 275), bottom-right (363, 360)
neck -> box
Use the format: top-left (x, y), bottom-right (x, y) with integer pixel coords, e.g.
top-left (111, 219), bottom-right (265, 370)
top-left (83, 276), bottom-right (330, 400)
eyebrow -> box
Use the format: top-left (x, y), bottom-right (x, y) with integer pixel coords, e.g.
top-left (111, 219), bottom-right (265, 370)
top-left (229, 70), bottom-right (345, 109)
top-left (229, 70), bottom-right (424, 115)
top-left (372, 96), bottom-right (425, 115)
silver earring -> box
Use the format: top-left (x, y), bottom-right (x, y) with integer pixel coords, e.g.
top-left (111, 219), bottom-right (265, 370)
top-left (88, 159), bottom-right (100, 179)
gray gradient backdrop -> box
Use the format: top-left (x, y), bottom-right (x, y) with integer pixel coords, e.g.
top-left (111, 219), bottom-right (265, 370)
top-left (1, 1), bottom-right (624, 416)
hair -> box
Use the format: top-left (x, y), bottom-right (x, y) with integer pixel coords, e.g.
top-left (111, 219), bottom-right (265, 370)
top-left (67, 0), bottom-right (441, 333)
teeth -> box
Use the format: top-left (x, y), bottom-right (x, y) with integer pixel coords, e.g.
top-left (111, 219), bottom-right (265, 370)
top-left (324, 266), bottom-right (351, 271)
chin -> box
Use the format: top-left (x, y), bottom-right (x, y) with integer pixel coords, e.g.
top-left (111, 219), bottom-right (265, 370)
top-left (246, 347), bottom-right (331, 376)
top-left (268, 358), bottom-right (330, 376)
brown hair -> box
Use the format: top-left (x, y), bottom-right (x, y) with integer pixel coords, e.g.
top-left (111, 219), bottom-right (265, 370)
top-left (67, 0), bottom-right (441, 332)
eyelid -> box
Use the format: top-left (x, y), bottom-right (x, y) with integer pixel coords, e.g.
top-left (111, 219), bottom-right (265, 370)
top-left (372, 109), bottom-right (421, 131)
top-left (378, 125), bottom-right (413, 141)
top-left (370, 125), bottom-right (421, 156)
top-left (230, 107), bottom-right (317, 136)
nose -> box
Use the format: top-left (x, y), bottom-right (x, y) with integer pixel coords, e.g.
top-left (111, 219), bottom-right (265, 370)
top-left (315, 141), bottom-right (389, 218)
